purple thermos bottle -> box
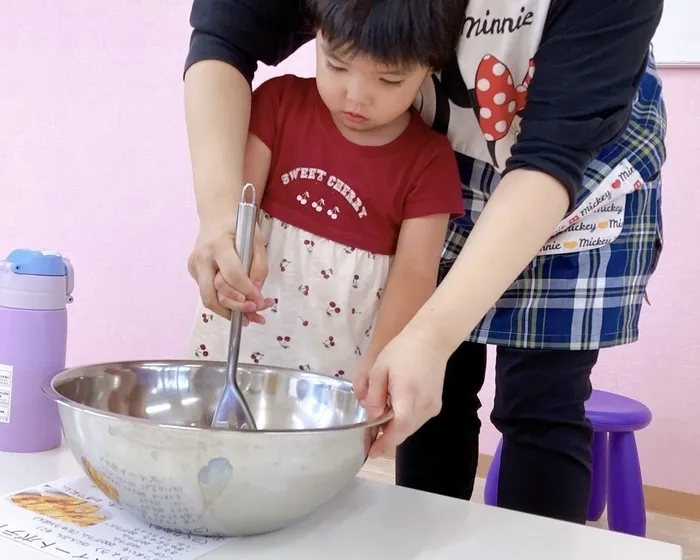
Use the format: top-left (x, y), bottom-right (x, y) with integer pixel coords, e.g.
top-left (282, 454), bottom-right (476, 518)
top-left (0, 249), bottom-right (74, 453)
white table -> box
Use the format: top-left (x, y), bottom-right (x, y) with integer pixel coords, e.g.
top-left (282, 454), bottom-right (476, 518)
top-left (0, 446), bottom-right (682, 560)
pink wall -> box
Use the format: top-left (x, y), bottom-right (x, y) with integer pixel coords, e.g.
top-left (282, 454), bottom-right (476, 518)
top-left (1, 2), bottom-right (697, 493)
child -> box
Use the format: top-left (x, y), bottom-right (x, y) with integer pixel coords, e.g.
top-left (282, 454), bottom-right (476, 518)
top-left (187, 0), bottom-right (465, 379)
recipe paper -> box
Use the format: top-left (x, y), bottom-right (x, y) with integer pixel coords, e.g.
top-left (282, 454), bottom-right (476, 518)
top-left (0, 476), bottom-right (228, 559)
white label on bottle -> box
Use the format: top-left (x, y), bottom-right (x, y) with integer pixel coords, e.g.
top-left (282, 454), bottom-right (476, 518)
top-left (0, 364), bottom-right (13, 423)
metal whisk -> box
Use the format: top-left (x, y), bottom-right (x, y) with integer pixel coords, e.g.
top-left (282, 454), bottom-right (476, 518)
top-left (211, 183), bottom-right (258, 430)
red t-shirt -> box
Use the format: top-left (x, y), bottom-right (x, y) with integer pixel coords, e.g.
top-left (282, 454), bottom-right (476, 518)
top-left (249, 75), bottom-right (464, 256)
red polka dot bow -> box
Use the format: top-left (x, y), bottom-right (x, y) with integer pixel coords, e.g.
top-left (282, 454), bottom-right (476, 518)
top-left (475, 55), bottom-right (535, 142)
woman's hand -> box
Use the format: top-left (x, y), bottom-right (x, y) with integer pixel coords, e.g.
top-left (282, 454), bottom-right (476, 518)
top-left (187, 215), bottom-right (272, 324)
top-left (353, 328), bottom-right (451, 458)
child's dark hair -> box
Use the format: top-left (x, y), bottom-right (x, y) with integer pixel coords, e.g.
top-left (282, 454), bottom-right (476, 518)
top-left (306, 0), bottom-right (468, 71)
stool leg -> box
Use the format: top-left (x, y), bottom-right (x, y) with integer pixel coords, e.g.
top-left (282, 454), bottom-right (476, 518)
top-left (587, 431), bottom-right (608, 522)
top-left (607, 431), bottom-right (646, 537)
top-left (483, 439), bottom-right (503, 506)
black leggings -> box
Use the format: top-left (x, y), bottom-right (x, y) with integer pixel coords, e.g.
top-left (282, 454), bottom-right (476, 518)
top-left (395, 341), bottom-right (598, 524)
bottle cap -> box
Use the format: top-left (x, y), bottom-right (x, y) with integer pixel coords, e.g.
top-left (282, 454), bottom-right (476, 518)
top-left (0, 249), bottom-right (74, 310)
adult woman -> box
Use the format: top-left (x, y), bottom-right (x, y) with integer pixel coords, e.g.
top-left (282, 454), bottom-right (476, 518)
top-left (184, 0), bottom-right (666, 524)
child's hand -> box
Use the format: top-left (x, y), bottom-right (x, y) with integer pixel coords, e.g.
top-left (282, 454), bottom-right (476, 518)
top-left (188, 218), bottom-right (270, 320)
top-left (214, 270), bottom-right (275, 325)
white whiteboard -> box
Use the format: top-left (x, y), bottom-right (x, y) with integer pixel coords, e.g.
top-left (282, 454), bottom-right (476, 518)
top-left (652, 0), bottom-right (698, 66)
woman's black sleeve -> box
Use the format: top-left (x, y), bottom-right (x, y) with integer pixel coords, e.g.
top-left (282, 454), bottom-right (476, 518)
top-left (184, 0), bottom-right (313, 83)
top-left (505, 0), bottom-right (663, 207)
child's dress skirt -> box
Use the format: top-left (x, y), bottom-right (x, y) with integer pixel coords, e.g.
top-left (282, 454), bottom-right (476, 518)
top-left (187, 212), bottom-right (392, 381)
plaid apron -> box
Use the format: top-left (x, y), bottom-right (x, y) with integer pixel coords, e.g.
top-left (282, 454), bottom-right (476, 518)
top-left (440, 52), bottom-right (667, 350)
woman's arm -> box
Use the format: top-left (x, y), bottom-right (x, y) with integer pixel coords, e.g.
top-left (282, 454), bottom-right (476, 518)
top-left (185, 61), bottom-right (259, 317)
top-left (358, 169), bottom-right (569, 452)
top-left (184, 0), bottom-right (311, 219)
top-left (364, 214), bottom-right (450, 363)
top-left (185, 60), bottom-right (252, 224)
top-left (404, 169), bottom-right (568, 354)
top-left (184, 0), bottom-right (311, 316)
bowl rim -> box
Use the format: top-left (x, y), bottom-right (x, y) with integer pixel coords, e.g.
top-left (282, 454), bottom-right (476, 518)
top-left (43, 359), bottom-right (394, 434)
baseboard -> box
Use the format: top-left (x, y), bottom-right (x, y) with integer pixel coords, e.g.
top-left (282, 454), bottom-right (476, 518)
top-left (379, 449), bottom-right (700, 521)
top-left (644, 485), bottom-right (700, 522)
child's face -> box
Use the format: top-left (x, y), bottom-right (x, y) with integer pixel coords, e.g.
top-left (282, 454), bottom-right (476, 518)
top-left (315, 32), bottom-right (431, 134)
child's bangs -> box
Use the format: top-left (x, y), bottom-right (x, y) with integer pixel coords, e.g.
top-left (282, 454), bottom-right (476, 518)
top-left (313, 3), bottom-right (436, 69)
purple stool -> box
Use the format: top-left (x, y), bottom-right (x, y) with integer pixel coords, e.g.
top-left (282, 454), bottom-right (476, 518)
top-left (483, 389), bottom-right (652, 537)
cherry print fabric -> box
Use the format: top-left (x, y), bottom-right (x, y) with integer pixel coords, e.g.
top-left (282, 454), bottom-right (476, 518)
top-left (187, 212), bottom-right (391, 380)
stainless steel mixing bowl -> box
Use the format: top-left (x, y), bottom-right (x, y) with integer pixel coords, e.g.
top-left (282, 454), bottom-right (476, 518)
top-left (43, 360), bottom-right (391, 537)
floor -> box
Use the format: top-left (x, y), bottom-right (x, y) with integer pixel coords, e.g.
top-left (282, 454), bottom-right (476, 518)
top-left (359, 457), bottom-right (700, 560)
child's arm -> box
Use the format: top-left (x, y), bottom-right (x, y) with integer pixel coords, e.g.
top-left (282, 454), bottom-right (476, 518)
top-left (363, 213), bottom-right (450, 364)
top-left (360, 134), bottom-right (463, 369)
top-left (210, 76), bottom-right (290, 319)
top-left (242, 133), bottom-right (271, 204)
top-left (242, 75), bottom-right (293, 200)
